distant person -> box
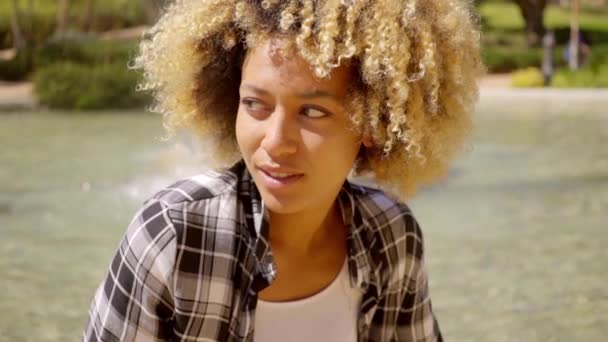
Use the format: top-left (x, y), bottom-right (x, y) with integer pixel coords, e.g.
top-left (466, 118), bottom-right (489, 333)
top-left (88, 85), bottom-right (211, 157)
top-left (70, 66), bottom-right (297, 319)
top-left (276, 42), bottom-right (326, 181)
top-left (82, 0), bottom-right (483, 341)
top-left (542, 30), bottom-right (556, 86)
top-left (564, 31), bottom-right (592, 67)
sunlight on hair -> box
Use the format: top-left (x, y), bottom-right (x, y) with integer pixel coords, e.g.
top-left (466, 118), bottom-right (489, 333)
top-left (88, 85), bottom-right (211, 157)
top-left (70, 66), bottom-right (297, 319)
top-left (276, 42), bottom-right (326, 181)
top-left (133, 0), bottom-right (485, 199)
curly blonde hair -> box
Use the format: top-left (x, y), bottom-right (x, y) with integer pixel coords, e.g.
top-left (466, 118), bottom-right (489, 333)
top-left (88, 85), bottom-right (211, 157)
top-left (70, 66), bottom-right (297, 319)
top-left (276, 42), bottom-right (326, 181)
top-left (134, 0), bottom-right (484, 199)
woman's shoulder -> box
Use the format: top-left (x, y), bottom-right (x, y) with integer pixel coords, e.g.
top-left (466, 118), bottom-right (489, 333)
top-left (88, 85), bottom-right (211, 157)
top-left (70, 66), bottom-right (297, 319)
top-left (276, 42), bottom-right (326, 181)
top-left (148, 163), bottom-right (242, 206)
top-left (347, 181), bottom-right (424, 249)
top-left (347, 182), bottom-right (427, 289)
top-left (130, 164), bottom-right (245, 252)
top-left (347, 181), bottom-right (417, 225)
top-left (130, 164), bottom-right (244, 237)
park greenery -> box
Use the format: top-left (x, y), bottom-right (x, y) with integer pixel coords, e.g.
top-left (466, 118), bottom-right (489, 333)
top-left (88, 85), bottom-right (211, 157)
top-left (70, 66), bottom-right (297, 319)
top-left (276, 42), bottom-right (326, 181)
top-left (480, 0), bottom-right (608, 88)
top-left (0, 0), bottom-right (607, 109)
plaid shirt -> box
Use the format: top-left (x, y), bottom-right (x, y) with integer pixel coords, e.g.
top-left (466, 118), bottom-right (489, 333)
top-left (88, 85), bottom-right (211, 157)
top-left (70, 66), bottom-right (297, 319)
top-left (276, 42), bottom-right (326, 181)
top-left (83, 160), bottom-right (442, 341)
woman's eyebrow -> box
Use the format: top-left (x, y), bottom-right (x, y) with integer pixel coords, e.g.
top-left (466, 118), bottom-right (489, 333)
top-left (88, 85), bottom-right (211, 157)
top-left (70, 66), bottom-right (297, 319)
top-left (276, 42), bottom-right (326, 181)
top-left (298, 89), bottom-right (339, 101)
top-left (240, 84), bottom-right (340, 102)
top-left (240, 84), bottom-right (270, 96)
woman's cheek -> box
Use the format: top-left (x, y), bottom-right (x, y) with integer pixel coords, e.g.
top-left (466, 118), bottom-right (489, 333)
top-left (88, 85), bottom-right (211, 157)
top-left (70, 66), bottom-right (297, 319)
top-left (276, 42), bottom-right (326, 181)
top-left (299, 131), bottom-right (326, 154)
top-left (235, 111), bottom-right (250, 154)
top-left (236, 111), bottom-right (261, 156)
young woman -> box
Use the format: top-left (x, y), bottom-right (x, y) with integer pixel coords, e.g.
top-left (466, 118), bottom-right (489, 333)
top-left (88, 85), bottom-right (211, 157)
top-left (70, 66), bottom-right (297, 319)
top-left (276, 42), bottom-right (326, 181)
top-left (83, 0), bottom-right (483, 341)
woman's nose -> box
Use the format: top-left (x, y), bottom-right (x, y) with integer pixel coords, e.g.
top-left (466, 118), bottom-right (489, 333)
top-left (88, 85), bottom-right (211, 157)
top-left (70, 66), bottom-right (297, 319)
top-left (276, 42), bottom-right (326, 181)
top-left (260, 109), bottom-right (298, 158)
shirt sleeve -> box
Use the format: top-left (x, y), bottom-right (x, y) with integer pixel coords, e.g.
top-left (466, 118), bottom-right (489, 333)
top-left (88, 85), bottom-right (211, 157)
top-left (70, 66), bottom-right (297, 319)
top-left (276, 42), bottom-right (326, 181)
top-left (368, 211), bottom-right (443, 342)
top-left (83, 199), bottom-right (177, 342)
top-left (393, 257), bottom-right (443, 341)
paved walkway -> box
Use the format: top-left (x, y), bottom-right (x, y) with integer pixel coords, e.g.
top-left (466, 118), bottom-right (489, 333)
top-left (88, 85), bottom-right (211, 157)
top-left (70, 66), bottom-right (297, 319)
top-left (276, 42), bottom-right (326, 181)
top-left (0, 81), bottom-right (36, 110)
top-left (477, 73), bottom-right (511, 88)
top-left (478, 87), bottom-right (608, 118)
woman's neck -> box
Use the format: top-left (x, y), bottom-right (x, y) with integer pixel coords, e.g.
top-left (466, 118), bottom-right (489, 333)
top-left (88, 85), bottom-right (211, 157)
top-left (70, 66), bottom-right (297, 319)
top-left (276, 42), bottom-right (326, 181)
top-left (268, 201), bottom-right (345, 258)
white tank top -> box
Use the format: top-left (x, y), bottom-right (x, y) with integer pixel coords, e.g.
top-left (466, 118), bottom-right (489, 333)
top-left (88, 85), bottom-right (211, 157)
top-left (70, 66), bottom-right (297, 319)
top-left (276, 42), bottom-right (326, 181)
top-left (253, 258), bottom-right (362, 342)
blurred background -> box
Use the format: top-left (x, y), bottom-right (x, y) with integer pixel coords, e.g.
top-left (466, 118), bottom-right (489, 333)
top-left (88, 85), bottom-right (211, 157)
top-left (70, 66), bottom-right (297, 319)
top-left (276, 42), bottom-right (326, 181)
top-left (1, 0), bottom-right (607, 341)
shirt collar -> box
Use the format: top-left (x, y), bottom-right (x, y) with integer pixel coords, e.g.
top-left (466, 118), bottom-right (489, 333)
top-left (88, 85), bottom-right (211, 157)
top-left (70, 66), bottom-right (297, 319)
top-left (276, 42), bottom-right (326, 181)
top-left (233, 160), bottom-right (276, 291)
top-left (235, 159), bottom-right (374, 293)
top-left (337, 181), bottom-right (375, 291)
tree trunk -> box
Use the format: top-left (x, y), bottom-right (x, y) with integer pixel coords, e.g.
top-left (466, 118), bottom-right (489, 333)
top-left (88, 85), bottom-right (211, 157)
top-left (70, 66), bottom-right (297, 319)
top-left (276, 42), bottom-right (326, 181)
top-left (9, 0), bottom-right (26, 52)
top-left (141, 0), bottom-right (163, 24)
top-left (569, 0), bottom-right (580, 69)
top-left (27, 0), bottom-right (34, 39)
top-left (513, 0), bottom-right (547, 47)
top-left (81, 0), bottom-right (96, 32)
top-left (55, 0), bottom-right (69, 38)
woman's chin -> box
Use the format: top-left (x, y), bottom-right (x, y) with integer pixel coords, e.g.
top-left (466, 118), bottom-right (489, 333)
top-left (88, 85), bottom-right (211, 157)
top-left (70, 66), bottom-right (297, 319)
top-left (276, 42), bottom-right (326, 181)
top-left (259, 191), bottom-right (304, 215)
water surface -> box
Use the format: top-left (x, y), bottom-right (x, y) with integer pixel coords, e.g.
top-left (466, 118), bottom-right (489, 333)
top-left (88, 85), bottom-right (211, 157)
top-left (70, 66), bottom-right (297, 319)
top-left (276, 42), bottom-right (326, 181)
top-left (1, 93), bottom-right (607, 341)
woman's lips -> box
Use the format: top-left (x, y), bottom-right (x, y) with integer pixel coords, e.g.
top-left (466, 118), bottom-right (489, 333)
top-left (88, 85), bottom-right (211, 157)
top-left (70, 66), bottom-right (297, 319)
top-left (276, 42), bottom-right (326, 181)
top-left (258, 168), bottom-right (304, 190)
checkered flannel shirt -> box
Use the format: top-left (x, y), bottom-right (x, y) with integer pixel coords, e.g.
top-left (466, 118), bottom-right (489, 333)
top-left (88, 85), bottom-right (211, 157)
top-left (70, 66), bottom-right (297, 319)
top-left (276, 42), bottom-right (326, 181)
top-left (83, 160), bottom-right (442, 341)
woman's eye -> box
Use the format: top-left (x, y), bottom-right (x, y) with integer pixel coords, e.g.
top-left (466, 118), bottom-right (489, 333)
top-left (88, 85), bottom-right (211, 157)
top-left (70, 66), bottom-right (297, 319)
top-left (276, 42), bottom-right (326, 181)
top-left (302, 106), bottom-right (329, 119)
top-left (241, 99), bottom-right (266, 111)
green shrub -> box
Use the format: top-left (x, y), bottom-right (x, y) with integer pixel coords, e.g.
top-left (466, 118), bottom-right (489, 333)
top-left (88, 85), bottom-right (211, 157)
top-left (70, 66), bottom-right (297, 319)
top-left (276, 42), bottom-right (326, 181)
top-left (0, 0), bottom-right (147, 49)
top-left (511, 67), bottom-right (545, 87)
top-left (479, 0), bottom-right (608, 74)
top-left (483, 47), bottom-right (543, 73)
top-left (550, 44), bottom-right (608, 88)
top-left (93, 5), bottom-right (147, 31)
top-left (552, 64), bottom-right (608, 88)
top-left (0, 53), bottom-right (32, 81)
top-left (1, 35), bottom-right (138, 80)
top-left (587, 45), bottom-right (608, 69)
top-left (34, 36), bottom-right (137, 68)
top-left (552, 69), bottom-right (593, 88)
top-left (0, 12), bottom-right (56, 50)
top-left (34, 62), bottom-right (149, 109)
top-left (482, 45), bottom-right (575, 73)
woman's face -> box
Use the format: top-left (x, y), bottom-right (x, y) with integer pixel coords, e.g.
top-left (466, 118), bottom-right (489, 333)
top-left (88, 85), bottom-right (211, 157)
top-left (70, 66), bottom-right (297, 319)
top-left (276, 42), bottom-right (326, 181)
top-left (236, 38), bottom-right (362, 215)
